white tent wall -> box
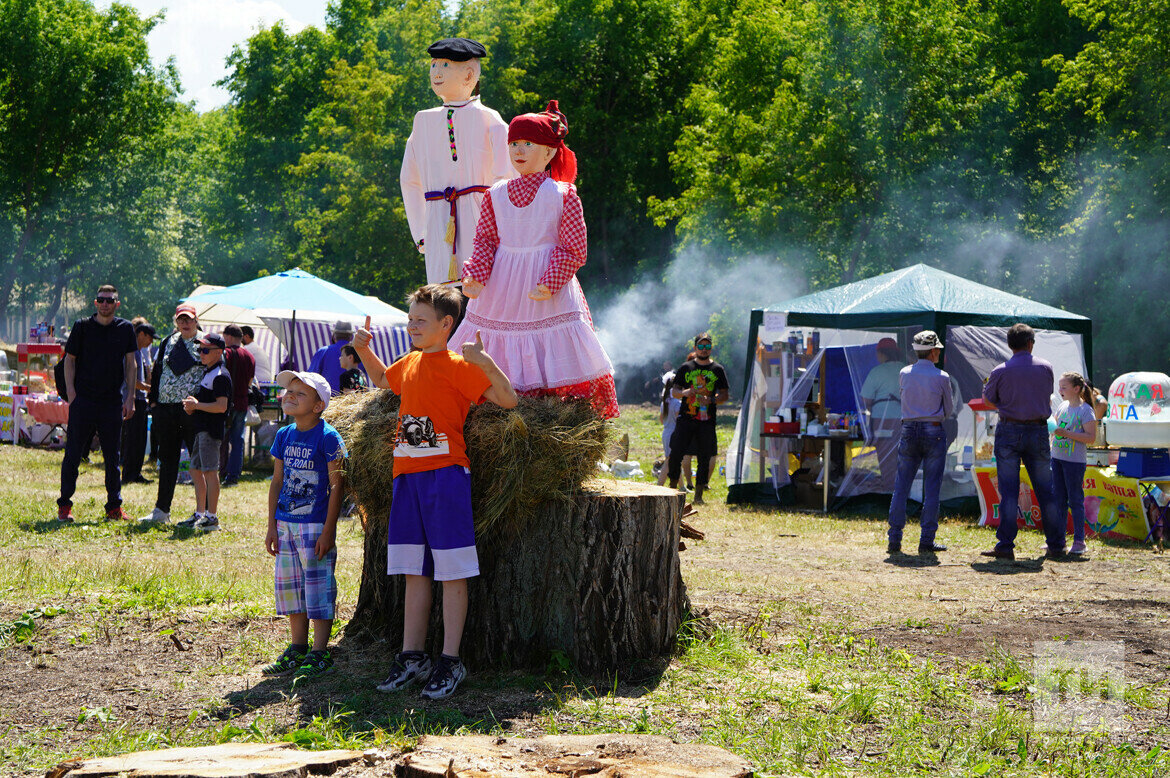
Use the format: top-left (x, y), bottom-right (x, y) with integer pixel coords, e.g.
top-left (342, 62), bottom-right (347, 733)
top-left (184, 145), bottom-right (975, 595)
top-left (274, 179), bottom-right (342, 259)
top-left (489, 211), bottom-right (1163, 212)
top-left (729, 324), bottom-right (1087, 506)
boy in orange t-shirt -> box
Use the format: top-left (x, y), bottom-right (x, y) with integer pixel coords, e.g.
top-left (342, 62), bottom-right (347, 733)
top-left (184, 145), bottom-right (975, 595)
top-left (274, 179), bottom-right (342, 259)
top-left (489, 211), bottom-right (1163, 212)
top-left (353, 284), bottom-right (517, 700)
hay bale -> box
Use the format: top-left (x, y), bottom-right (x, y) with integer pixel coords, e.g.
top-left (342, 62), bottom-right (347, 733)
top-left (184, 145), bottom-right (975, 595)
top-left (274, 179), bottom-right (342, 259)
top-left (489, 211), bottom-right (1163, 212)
top-left (323, 390), bottom-right (608, 544)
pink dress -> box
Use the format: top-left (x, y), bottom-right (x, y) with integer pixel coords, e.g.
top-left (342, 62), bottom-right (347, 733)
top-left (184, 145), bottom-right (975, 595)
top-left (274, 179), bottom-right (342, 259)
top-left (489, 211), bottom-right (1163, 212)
top-left (454, 172), bottom-right (618, 418)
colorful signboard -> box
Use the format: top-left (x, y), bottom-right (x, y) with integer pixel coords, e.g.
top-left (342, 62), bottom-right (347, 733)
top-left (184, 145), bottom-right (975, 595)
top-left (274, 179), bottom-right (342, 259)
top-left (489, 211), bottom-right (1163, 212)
top-left (974, 465), bottom-right (1150, 542)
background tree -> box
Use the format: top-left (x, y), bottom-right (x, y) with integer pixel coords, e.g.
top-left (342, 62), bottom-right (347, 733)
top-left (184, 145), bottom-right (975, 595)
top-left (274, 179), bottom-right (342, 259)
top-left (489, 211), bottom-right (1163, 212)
top-left (0, 0), bottom-right (175, 334)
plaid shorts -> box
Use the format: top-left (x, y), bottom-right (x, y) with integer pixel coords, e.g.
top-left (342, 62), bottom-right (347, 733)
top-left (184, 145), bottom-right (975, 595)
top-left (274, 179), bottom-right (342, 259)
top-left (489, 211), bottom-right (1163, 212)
top-left (274, 520), bottom-right (337, 620)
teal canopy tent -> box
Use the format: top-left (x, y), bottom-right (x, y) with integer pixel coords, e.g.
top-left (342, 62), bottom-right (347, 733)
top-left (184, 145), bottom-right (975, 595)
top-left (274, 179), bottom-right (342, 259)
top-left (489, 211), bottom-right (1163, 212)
top-left (728, 264), bottom-right (1093, 507)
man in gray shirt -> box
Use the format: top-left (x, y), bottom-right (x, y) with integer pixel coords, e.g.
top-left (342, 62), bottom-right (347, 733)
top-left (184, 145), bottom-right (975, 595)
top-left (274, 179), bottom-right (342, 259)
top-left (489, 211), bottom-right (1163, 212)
top-left (887, 330), bottom-right (954, 556)
top-left (981, 323), bottom-right (1061, 560)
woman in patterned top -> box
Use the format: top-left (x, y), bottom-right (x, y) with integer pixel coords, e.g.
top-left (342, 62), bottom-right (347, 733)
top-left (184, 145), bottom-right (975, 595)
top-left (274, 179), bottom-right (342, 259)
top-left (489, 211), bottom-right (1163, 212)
top-left (455, 100), bottom-right (617, 418)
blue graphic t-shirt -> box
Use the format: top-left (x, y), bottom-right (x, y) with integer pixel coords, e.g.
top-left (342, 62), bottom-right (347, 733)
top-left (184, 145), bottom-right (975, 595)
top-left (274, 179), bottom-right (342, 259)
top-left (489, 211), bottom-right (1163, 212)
top-left (272, 420), bottom-right (347, 524)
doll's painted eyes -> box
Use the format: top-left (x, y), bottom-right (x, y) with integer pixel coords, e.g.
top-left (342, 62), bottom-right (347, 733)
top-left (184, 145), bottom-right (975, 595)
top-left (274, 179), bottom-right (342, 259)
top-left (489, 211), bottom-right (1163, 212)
top-left (509, 141), bottom-right (534, 148)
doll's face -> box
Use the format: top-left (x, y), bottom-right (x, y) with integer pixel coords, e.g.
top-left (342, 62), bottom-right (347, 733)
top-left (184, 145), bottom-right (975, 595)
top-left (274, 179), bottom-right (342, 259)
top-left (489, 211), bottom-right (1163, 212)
top-left (430, 58), bottom-right (477, 103)
top-left (509, 140), bottom-right (557, 176)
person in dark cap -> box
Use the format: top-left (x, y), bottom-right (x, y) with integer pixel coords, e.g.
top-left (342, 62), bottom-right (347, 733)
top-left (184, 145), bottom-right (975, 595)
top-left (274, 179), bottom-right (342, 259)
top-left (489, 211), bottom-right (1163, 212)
top-left (179, 332), bottom-right (232, 533)
top-left (120, 321), bottom-right (156, 484)
top-left (401, 37), bottom-right (513, 287)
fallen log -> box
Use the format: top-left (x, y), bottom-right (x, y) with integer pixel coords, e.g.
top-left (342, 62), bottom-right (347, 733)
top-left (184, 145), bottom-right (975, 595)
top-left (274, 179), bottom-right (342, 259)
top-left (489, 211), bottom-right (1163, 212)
top-left (402, 734), bottom-right (754, 777)
top-left (49, 742), bottom-right (364, 778)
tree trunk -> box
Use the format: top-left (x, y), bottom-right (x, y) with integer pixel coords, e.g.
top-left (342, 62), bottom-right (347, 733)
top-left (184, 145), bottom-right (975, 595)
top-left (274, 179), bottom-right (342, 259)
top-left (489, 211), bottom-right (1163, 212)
top-left (344, 480), bottom-right (689, 673)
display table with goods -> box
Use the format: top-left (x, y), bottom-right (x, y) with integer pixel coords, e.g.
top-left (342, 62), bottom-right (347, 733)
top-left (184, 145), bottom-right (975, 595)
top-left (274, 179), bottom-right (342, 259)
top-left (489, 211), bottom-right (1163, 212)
top-left (973, 372), bottom-right (1170, 545)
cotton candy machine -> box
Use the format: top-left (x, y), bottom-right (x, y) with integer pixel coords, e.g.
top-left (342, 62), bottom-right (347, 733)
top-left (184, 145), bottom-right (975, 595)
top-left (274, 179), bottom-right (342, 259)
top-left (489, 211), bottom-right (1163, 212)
top-left (1105, 371), bottom-right (1170, 477)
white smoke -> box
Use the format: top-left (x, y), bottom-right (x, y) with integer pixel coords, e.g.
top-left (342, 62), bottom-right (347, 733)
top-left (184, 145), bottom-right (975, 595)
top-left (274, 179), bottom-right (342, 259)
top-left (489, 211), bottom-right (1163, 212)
top-left (595, 246), bottom-right (807, 385)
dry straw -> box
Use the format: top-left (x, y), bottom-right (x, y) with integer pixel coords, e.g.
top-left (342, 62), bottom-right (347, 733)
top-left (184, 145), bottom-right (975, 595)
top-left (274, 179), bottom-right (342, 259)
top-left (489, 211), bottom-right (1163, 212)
top-left (324, 391), bottom-right (608, 545)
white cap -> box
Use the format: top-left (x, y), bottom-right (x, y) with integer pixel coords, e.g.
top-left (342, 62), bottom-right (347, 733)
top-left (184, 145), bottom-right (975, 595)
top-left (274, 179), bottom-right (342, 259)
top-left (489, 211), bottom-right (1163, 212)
top-left (275, 370), bottom-right (333, 410)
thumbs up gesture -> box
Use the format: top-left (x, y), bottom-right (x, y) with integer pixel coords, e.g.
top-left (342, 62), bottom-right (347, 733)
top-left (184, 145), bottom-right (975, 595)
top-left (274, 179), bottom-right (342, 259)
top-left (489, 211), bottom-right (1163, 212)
top-left (461, 330), bottom-right (489, 367)
top-left (354, 315), bottom-right (373, 351)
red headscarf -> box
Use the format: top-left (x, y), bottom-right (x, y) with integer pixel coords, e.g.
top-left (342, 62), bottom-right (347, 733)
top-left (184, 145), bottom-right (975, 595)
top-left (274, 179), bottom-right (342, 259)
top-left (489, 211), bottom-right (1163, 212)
top-left (507, 99), bottom-right (578, 184)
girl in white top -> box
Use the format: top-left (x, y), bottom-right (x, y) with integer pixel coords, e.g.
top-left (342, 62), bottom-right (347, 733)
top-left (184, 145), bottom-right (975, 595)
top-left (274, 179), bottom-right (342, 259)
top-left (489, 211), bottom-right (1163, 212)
top-left (1050, 372), bottom-right (1098, 555)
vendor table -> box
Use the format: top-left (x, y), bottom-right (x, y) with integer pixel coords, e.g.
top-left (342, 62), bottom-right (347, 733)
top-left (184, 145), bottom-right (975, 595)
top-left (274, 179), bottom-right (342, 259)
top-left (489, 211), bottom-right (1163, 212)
top-left (762, 432), bottom-right (863, 511)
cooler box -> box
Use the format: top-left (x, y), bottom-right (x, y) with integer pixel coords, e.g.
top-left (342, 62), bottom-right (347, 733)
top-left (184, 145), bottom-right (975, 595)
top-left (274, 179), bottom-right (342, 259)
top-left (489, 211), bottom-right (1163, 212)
top-left (1116, 448), bottom-right (1170, 478)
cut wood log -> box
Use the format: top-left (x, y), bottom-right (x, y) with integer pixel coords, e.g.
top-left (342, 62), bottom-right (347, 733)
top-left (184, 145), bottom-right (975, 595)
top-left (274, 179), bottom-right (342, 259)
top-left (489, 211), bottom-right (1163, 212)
top-left (401, 734), bottom-right (754, 777)
top-left (49, 742), bottom-right (364, 778)
top-left (345, 479), bottom-right (689, 673)
top-left (680, 520), bottom-right (705, 541)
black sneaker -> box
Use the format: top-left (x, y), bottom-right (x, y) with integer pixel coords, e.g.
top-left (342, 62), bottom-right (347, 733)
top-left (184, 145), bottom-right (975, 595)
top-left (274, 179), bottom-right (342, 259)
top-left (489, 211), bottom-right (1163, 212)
top-left (376, 651), bottom-right (433, 693)
top-left (918, 542), bottom-right (947, 554)
top-left (176, 513), bottom-right (202, 529)
top-left (292, 649), bottom-right (334, 683)
top-left (887, 542), bottom-right (902, 555)
top-left (420, 654), bottom-right (467, 700)
top-left (261, 645), bottom-right (308, 676)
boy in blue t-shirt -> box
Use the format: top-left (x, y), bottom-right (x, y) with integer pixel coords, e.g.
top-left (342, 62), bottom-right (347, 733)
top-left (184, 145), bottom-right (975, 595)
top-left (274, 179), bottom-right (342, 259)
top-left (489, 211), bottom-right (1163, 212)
top-left (261, 370), bottom-right (347, 682)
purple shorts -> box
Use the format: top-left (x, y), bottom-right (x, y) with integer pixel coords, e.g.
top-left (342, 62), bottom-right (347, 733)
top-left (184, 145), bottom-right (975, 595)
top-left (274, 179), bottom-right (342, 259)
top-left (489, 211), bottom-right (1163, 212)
top-left (387, 465), bottom-right (479, 581)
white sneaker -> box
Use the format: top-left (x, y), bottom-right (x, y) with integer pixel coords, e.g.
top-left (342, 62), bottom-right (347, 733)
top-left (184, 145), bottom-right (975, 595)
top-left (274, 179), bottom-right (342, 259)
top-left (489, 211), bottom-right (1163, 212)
top-left (195, 513), bottom-right (220, 532)
top-left (138, 507), bottom-right (170, 524)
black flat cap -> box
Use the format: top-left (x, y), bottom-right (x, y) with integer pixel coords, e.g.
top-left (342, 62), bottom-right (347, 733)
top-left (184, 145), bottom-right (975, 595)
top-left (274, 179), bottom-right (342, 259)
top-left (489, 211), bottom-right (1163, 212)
top-left (427, 38), bottom-right (487, 61)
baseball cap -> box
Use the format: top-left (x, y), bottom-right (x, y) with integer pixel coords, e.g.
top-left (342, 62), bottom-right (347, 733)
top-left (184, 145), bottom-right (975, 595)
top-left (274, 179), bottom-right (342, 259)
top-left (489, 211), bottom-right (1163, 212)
top-left (135, 323), bottom-right (156, 338)
top-left (275, 370), bottom-right (332, 410)
top-left (174, 303), bottom-right (197, 321)
top-left (198, 333), bottom-right (226, 350)
top-left (912, 330), bottom-right (943, 351)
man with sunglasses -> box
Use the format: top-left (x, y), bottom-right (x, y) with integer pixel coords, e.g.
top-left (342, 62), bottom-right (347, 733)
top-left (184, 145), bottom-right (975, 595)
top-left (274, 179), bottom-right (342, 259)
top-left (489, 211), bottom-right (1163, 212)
top-left (56, 285), bottom-right (138, 522)
top-left (668, 333), bottom-right (729, 504)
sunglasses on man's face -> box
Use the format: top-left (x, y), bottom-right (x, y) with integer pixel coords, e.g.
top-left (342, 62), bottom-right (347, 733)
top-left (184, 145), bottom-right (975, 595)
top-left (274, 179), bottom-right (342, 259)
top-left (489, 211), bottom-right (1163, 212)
top-left (95, 297), bottom-right (118, 305)
top-left (198, 347), bottom-right (221, 355)
top-left (696, 344), bottom-right (712, 350)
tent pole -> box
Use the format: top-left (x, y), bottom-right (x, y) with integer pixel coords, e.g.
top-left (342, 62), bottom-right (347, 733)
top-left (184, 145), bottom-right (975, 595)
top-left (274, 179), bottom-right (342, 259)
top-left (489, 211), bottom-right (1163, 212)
top-left (291, 310), bottom-right (297, 370)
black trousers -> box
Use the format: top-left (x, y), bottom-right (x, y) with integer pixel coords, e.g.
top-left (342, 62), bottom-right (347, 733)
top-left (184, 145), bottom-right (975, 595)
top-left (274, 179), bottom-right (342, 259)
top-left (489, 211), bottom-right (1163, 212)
top-left (668, 417), bottom-right (718, 488)
top-left (151, 403), bottom-right (194, 514)
top-left (59, 396), bottom-right (123, 511)
top-left (120, 397), bottom-right (148, 482)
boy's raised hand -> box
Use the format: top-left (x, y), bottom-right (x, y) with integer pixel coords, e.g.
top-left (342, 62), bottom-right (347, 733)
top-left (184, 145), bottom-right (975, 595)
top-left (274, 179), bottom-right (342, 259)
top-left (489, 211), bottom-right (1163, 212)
top-left (354, 315), bottom-right (373, 350)
top-left (461, 330), bottom-right (489, 366)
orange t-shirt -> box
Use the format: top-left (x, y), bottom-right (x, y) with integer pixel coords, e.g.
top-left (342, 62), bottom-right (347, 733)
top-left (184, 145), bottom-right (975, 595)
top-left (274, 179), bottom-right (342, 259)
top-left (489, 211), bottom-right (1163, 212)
top-left (385, 349), bottom-right (493, 476)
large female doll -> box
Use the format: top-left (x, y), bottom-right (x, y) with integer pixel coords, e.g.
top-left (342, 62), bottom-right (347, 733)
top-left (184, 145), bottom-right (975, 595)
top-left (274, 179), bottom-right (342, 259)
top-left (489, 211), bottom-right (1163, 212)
top-left (452, 100), bottom-right (618, 418)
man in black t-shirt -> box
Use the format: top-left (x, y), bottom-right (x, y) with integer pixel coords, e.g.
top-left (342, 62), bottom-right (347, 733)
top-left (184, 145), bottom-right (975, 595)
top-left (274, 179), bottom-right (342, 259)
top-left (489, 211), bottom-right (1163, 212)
top-left (668, 332), bottom-right (729, 504)
top-left (57, 284), bottom-right (138, 522)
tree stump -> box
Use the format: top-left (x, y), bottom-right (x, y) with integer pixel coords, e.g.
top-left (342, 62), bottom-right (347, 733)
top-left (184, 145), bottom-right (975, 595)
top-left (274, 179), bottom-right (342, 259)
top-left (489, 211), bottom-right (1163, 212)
top-left (401, 734), bottom-right (754, 777)
top-left (345, 479), bottom-right (688, 673)
top-left (49, 742), bottom-right (364, 778)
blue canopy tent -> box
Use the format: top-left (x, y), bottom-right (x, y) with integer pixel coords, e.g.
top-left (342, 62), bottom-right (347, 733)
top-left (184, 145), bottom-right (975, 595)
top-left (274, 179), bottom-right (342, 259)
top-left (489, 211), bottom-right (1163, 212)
top-left (728, 264), bottom-right (1093, 507)
top-left (183, 269), bottom-right (410, 369)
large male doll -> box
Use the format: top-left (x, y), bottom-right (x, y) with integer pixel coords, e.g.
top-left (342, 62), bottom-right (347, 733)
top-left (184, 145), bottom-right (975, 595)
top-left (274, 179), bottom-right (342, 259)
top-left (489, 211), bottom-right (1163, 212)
top-left (400, 37), bottom-right (513, 286)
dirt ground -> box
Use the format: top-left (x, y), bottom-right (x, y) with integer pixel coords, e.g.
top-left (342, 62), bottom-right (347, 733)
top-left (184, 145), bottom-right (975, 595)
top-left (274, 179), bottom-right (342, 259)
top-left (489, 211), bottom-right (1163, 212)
top-left (9, 513), bottom-right (1170, 774)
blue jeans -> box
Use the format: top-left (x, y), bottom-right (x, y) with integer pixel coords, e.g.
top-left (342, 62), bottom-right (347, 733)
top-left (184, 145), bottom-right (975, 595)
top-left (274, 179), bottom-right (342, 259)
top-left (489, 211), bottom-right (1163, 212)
top-left (1051, 457), bottom-right (1086, 545)
top-left (220, 409), bottom-right (247, 482)
top-left (994, 422), bottom-right (1063, 552)
top-left (888, 421), bottom-right (948, 546)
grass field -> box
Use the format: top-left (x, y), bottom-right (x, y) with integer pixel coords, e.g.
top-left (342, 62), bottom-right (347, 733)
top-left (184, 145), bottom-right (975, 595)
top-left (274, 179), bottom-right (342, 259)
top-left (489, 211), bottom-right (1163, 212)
top-left (3, 403), bottom-right (1170, 776)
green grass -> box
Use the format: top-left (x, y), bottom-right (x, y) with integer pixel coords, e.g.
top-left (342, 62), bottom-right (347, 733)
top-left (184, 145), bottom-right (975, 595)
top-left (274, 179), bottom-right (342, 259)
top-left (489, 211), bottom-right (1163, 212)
top-left (2, 405), bottom-right (1169, 776)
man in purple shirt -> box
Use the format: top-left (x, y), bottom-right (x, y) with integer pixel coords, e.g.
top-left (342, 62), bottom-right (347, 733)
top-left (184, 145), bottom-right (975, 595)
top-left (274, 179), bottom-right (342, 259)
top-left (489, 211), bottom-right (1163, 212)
top-left (980, 323), bottom-right (1062, 560)
top-left (887, 330), bottom-right (954, 556)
